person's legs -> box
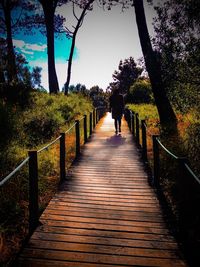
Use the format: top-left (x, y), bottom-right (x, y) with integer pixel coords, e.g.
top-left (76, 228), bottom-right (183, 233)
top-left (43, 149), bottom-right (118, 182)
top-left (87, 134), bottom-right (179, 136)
top-left (114, 119), bottom-right (118, 133)
top-left (118, 118), bottom-right (121, 132)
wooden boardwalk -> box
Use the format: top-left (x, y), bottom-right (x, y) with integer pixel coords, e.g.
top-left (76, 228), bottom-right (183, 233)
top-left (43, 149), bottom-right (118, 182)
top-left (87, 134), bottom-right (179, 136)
top-left (18, 113), bottom-right (187, 267)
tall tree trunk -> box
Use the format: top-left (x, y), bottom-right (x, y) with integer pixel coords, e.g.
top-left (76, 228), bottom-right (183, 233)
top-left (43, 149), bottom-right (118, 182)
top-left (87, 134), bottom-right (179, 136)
top-left (65, 0), bottom-right (94, 95)
top-left (4, 3), bottom-right (18, 82)
top-left (64, 29), bottom-right (77, 95)
top-left (42, 3), bottom-right (59, 94)
top-left (134, 0), bottom-right (177, 130)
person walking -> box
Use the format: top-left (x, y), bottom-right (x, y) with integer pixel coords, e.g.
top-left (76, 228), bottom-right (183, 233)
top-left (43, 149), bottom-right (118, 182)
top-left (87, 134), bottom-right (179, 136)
top-left (109, 89), bottom-right (124, 134)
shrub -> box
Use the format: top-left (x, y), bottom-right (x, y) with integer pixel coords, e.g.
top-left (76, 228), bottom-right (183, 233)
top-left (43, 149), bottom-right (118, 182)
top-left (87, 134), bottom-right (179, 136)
top-left (129, 79), bottom-right (154, 104)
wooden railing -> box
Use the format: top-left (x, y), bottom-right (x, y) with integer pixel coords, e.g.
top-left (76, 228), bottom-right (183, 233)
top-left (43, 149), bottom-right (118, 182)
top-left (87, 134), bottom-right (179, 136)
top-left (126, 108), bottom-right (200, 266)
top-left (0, 107), bottom-right (105, 236)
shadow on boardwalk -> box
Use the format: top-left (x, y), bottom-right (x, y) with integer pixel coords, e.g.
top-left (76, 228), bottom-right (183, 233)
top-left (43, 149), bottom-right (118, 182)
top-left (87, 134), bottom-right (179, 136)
top-left (16, 113), bottom-right (187, 267)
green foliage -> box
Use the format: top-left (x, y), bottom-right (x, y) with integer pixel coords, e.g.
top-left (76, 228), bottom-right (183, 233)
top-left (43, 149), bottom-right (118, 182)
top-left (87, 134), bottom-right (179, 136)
top-left (108, 57), bottom-right (143, 95)
top-left (20, 92), bottom-right (92, 147)
top-left (153, 0), bottom-right (200, 113)
top-left (127, 103), bottom-right (159, 121)
top-left (0, 91), bottom-right (93, 178)
top-left (129, 79), bottom-right (154, 104)
top-left (89, 85), bottom-right (107, 108)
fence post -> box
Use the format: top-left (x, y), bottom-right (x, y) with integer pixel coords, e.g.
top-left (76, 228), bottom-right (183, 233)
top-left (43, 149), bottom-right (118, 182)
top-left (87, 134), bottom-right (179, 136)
top-left (28, 150), bottom-right (39, 235)
top-left (130, 111), bottom-right (133, 132)
top-left (131, 111), bottom-right (135, 137)
top-left (128, 110), bottom-right (131, 131)
top-left (75, 120), bottom-right (80, 157)
top-left (60, 133), bottom-right (66, 183)
top-left (93, 109), bottom-right (96, 129)
top-left (135, 113), bottom-right (140, 146)
top-left (141, 120), bottom-right (147, 162)
top-left (84, 115), bottom-right (87, 144)
top-left (153, 135), bottom-right (160, 188)
top-left (89, 112), bottom-right (92, 136)
top-left (96, 108), bottom-right (98, 124)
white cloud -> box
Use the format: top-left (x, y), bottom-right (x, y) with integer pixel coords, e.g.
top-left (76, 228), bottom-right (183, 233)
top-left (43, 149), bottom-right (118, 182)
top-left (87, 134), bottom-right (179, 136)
top-left (21, 49), bottom-right (34, 55)
top-left (13, 39), bottom-right (47, 54)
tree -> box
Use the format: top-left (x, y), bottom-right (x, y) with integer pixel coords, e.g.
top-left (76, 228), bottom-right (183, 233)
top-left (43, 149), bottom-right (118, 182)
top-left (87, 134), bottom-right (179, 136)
top-left (0, 0), bottom-right (39, 83)
top-left (38, 0), bottom-right (66, 94)
top-left (112, 57), bottom-right (142, 94)
top-left (129, 78), bottom-right (153, 103)
top-left (133, 0), bottom-right (178, 129)
top-left (153, 0), bottom-right (200, 112)
top-left (0, 0), bottom-right (19, 82)
top-left (67, 83), bottom-right (87, 94)
top-left (100, 0), bottom-right (178, 130)
top-left (89, 85), bottom-right (106, 107)
top-left (64, 0), bottom-right (94, 95)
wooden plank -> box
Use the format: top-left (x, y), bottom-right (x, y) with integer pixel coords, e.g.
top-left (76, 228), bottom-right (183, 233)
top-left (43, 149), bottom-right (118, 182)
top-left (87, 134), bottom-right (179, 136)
top-left (43, 208), bottom-right (164, 223)
top-left (41, 213), bottom-right (165, 229)
top-left (26, 239), bottom-right (180, 259)
top-left (50, 197), bottom-right (159, 208)
top-left (47, 201), bottom-right (161, 213)
top-left (19, 248), bottom-right (186, 267)
top-left (35, 225), bottom-right (175, 242)
top-left (31, 232), bottom-right (178, 250)
top-left (17, 258), bottom-right (127, 267)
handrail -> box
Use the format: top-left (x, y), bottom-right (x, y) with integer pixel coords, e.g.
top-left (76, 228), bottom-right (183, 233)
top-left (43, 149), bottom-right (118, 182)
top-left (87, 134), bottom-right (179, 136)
top-left (184, 163), bottom-right (200, 185)
top-left (37, 135), bottom-right (61, 154)
top-left (156, 137), bottom-right (179, 160)
top-left (79, 116), bottom-right (85, 122)
top-left (65, 122), bottom-right (76, 134)
top-left (0, 157), bottom-right (29, 187)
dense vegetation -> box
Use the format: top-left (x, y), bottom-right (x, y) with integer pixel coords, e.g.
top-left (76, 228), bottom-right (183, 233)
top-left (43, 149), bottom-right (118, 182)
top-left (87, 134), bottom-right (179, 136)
top-left (0, 91), bottom-right (93, 265)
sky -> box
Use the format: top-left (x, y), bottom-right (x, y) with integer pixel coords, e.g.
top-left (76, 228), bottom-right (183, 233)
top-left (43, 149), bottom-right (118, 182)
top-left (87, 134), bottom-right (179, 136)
top-left (13, 1), bottom-right (157, 91)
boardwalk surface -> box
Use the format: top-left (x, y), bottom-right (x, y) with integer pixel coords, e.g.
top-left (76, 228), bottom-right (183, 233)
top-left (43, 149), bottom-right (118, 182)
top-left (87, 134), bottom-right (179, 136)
top-left (18, 113), bottom-right (187, 267)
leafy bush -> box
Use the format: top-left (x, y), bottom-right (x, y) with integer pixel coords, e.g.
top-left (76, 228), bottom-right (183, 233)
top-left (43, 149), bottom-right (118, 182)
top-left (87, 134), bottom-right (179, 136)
top-left (129, 79), bottom-right (154, 104)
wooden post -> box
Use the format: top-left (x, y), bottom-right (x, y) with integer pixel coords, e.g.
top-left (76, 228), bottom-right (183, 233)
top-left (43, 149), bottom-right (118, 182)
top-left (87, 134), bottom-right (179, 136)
top-left (132, 112), bottom-right (135, 137)
top-left (141, 120), bottom-right (147, 162)
top-left (60, 133), bottom-right (66, 183)
top-left (136, 113), bottom-right (140, 146)
top-left (75, 120), bottom-right (80, 157)
top-left (153, 135), bottom-right (160, 188)
top-left (128, 110), bottom-right (131, 131)
top-left (28, 150), bottom-right (39, 235)
top-left (96, 108), bottom-right (98, 124)
top-left (93, 109), bottom-right (96, 129)
top-left (84, 115), bottom-right (87, 143)
top-left (130, 111), bottom-right (132, 132)
top-left (89, 112), bottom-right (92, 136)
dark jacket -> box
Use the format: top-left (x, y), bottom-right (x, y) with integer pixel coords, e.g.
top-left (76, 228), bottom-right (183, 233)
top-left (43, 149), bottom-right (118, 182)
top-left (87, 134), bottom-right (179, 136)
top-left (109, 93), bottom-right (124, 119)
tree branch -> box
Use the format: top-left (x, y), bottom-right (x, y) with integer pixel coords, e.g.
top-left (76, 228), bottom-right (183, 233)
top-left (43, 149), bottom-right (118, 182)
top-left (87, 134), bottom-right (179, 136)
top-left (72, 2), bottom-right (79, 21)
